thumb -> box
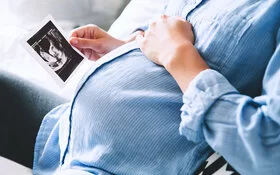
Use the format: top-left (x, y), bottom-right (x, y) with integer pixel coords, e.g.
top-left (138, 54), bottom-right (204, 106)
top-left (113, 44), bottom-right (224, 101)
top-left (69, 37), bottom-right (100, 51)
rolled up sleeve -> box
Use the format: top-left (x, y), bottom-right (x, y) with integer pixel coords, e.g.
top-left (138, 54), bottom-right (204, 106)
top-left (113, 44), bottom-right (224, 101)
top-left (179, 41), bottom-right (280, 174)
top-left (179, 69), bottom-right (238, 142)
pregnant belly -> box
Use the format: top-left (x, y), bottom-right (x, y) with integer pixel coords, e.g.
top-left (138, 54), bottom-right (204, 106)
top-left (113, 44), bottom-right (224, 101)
top-left (66, 49), bottom-right (207, 174)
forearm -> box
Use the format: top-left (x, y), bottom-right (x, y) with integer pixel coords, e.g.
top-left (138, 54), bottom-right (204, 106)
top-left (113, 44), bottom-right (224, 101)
top-left (162, 42), bottom-right (209, 92)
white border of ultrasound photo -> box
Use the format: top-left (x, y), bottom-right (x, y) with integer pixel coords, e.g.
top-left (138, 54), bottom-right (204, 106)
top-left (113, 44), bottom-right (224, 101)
top-left (21, 15), bottom-right (86, 88)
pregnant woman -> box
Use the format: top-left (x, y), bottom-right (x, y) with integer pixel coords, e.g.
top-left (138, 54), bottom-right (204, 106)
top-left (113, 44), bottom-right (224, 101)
top-left (1, 0), bottom-right (280, 174)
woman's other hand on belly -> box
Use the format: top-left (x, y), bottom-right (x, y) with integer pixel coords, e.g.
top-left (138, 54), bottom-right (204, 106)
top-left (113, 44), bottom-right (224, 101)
top-left (136, 15), bottom-right (208, 92)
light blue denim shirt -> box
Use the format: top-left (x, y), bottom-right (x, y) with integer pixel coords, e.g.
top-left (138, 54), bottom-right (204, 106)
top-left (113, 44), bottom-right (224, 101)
top-left (33, 0), bottom-right (280, 174)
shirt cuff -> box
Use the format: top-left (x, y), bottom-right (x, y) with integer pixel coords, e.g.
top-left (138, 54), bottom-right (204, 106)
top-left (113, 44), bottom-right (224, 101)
top-left (179, 69), bottom-right (238, 142)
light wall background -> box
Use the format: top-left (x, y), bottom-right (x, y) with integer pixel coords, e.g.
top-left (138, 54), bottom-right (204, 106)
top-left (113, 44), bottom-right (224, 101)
top-left (0, 0), bottom-right (129, 96)
top-left (1, 0), bottom-right (129, 29)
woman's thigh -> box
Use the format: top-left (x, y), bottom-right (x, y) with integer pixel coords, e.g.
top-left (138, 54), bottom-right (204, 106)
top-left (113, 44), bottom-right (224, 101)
top-left (0, 70), bottom-right (68, 168)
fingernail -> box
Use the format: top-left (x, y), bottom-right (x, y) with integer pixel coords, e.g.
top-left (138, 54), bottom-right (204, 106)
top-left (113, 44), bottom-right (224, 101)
top-left (71, 39), bottom-right (78, 45)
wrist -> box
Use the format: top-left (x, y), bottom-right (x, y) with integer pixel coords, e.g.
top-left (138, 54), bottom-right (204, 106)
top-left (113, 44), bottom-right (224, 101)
top-left (163, 42), bottom-right (209, 92)
top-left (162, 42), bottom-right (193, 70)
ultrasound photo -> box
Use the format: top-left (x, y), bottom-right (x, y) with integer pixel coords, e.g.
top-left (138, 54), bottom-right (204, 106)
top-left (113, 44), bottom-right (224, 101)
top-left (22, 16), bottom-right (85, 87)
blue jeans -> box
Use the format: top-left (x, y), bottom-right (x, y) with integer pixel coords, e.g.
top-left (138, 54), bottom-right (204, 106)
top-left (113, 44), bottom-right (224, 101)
top-left (0, 70), bottom-right (67, 168)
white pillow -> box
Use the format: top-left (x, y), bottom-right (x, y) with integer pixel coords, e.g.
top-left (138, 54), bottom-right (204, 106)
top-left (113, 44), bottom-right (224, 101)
top-left (108, 0), bottom-right (170, 39)
top-left (0, 157), bottom-right (32, 175)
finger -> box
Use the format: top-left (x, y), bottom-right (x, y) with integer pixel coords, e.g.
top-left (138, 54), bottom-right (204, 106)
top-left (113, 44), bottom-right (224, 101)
top-left (82, 49), bottom-right (91, 58)
top-left (69, 24), bottom-right (99, 38)
top-left (69, 37), bottom-right (79, 45)
top-left (82, 49), bottom-right (100, 61)
top-left (160, 14), bottom-right (168, 19)
top-left (171, 15), bottom-right (188, 23)
top-left (69, 37), bottom-right (100, 51)
top-left (90, 52), bottom-right (102, 61)
top-left (149, 15), bottom-right (167, 29)
top-left (149, 21), bottom-right (157, 29)
top-left (69, 27), bottom-right (84, 38)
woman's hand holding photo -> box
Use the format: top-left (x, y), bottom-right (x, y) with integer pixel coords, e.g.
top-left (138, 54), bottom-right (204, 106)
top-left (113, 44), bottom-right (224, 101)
top-left (69, 25), bottom-right (144, 61)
